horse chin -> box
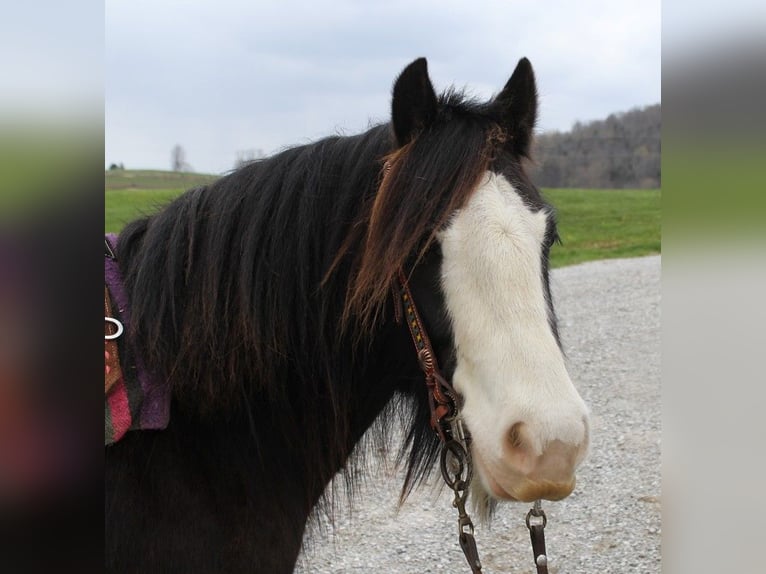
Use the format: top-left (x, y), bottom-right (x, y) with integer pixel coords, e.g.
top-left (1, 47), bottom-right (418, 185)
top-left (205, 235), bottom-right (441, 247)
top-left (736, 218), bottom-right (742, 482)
top-left (470, 448), bottom-right (576, 508)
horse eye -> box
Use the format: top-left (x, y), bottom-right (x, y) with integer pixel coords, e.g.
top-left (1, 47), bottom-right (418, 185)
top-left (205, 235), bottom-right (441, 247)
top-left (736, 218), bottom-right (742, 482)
top-left (544, 229), bottom-right (560, 250)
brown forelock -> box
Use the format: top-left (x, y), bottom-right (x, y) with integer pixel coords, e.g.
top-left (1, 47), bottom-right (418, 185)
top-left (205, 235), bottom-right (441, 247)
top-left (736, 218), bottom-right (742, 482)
top-left (341, 121), bottom-right (500, 333)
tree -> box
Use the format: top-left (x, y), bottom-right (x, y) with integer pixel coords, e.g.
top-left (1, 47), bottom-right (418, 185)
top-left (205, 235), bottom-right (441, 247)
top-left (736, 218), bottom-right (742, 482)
top-left (171, 144), bottom-right (191, 172)
top-left (235, 148), bottom-right (265, 169)
top-left (530, 104), bottom-right (660, 189)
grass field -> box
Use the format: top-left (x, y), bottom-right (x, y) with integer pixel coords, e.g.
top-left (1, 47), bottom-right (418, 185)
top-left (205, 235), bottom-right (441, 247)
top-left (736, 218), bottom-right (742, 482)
top-left (105, 171), bottom-right (660, 268)
top-left (544, 188), bottom-right (661, 267)
top-left (105, 169), bottom-right (221, 232)
top-left (105, 169), bottom-right (219, 191)
top-left (106, 188), bottom-right (191, 232)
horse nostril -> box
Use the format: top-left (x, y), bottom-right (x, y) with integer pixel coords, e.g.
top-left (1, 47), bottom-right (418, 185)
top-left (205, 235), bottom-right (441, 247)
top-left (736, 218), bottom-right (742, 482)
top-left (504, 422), bottom-right (538, 475)
top-left (507, 422), bottom-right (525, 450)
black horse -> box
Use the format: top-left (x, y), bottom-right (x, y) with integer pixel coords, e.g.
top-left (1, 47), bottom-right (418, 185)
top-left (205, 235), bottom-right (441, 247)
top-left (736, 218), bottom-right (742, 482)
top-left (105, 57), bottom-right (589, 573)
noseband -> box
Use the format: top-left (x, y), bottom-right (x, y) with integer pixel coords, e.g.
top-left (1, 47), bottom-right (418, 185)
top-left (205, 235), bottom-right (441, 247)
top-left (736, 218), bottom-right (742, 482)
top-left (396, 270), bottom-right (550, 574)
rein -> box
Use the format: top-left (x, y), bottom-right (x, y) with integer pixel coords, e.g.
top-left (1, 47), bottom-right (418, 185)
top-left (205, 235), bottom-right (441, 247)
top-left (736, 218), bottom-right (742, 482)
top-left (396, 270), bottom-right (550, 574)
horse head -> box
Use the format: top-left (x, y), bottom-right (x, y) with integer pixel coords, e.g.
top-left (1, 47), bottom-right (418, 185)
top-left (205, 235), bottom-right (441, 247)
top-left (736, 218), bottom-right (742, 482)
top-left (381, 58), bottom-right (590, 507)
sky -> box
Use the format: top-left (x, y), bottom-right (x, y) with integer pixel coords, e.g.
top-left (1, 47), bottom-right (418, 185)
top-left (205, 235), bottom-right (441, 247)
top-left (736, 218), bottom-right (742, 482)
top-left (105, 0), bottom-right (661, 174)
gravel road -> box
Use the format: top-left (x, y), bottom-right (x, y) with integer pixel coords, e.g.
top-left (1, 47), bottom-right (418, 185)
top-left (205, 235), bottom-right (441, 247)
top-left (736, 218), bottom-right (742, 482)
top-left (296, 255), bottom-right (661, 573)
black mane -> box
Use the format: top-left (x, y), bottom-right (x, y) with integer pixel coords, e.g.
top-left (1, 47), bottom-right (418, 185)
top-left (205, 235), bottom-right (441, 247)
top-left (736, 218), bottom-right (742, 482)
top-left (120, 125), bottom-right (391, 411)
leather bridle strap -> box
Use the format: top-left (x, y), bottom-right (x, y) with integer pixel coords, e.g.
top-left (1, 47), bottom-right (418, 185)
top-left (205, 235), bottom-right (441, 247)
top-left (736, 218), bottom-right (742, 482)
top-left (526, 502), bottom-right (550, 574)
top-left (397, 269), bottom-right (458, 442)
top-left (396, 269), bottom-right (482, 573)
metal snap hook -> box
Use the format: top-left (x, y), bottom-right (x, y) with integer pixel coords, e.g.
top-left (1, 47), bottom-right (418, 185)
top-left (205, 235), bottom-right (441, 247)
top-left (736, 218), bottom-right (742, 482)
top-left (526, 500), bottom-right (548, 529)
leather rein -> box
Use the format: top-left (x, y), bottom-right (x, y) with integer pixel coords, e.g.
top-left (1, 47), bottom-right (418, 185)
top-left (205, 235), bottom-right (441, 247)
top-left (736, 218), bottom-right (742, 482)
top-left (396, 270), bottom-right (550, 574)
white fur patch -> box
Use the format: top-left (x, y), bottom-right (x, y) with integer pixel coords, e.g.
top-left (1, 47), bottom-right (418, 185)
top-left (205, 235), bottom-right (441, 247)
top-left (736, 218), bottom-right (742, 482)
top-left (438, 172), bottom-right (588, 497)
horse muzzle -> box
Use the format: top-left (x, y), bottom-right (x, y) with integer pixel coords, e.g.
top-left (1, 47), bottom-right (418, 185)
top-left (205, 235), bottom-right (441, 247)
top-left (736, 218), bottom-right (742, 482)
top-left (472, 423), bottom-right (588, 503)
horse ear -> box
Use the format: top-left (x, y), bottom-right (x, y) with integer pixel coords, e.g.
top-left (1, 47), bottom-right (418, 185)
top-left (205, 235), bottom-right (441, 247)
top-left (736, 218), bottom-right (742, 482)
top-left (391, 58), bottom-right (438, 146)
top-left (493, 57), bottom-right (538, 157)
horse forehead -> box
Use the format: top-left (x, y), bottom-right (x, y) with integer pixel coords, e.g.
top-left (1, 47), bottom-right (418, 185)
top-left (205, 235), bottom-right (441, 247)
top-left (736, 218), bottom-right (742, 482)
top-left (441, 172), bottom-right (550, 247)
top-left (435, 172), bottom-right (552, 337)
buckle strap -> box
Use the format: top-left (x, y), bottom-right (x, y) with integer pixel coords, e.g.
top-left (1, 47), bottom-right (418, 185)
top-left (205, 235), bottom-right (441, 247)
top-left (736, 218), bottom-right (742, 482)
top-left (397, 269), bottom-right (457, 440)
top-left (526, 503), bottom-right (549, 574)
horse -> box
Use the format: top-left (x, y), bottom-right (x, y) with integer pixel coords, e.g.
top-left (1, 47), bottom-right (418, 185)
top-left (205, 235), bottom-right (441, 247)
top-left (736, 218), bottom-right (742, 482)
top-left (105, 57), bottom-right (590, 573)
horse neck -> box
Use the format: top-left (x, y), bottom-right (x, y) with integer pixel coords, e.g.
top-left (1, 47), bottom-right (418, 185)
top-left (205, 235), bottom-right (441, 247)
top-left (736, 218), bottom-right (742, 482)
top-left (112, 124), bottom-right (423, 501)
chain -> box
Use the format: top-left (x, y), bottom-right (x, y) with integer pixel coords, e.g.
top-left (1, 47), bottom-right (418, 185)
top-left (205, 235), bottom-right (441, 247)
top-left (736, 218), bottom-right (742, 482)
top-left (439, 418), bottom-right (482, 573)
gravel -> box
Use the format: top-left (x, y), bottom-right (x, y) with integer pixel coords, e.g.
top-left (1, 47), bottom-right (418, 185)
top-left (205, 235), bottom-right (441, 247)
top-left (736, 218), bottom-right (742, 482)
top-left (295, 255), bottom-right (661, 573)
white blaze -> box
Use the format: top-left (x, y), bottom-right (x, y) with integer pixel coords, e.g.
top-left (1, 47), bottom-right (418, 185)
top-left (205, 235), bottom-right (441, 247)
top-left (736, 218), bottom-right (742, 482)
top-left (438, 172), bottom-right (588, 482)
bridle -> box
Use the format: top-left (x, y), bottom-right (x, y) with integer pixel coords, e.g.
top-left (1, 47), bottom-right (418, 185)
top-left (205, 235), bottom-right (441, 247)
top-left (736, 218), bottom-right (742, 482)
top-left (396, 270), bottom-right (550, 574)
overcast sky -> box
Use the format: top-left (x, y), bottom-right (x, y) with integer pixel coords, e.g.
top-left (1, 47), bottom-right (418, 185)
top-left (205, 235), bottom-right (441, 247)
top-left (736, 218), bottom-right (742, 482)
top-left (105, 0), bottom-right (661, 174)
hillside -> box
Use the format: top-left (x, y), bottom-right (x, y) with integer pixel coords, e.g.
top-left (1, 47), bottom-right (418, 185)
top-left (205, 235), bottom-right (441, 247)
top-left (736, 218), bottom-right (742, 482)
top-left (105, 169), bottom-right (219, 191)
top-left (106, 103), bottom-right (661, 193)
top-left (531, 104), bottom-right (660, 189)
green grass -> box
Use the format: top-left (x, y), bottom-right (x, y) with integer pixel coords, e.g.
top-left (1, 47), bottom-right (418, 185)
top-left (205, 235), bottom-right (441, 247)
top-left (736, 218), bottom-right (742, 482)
top-left (105, 170), bottom-right (221, 232)
top-left (105, 171), bottom-right (661, 267)
top-left (105, 169), bottom-right (219, 191)
top-left (106, 188), bottom-right (188, 232)
top-left (544, 188), bottom-right (661, 267)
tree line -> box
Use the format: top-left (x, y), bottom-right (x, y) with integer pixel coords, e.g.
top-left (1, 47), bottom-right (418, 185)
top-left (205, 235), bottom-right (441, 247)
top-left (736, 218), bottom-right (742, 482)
top-left (530, 103), bottom-right (660, 189)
